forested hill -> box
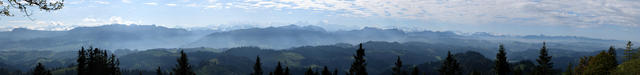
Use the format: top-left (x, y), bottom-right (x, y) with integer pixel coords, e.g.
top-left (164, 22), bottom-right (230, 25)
top-left (0, 24), bottom-right (628, 52)
top-left (1, 41), bottom-right (626, 75)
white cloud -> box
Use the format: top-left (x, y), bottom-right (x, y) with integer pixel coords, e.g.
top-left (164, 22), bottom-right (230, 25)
top-left (237, 0), bottom-right (640, 28)
top-left (66, 0), bottom-right (85, 4)
top-left (186, 3), bottom-right (198, 7)
top-left (82, 18), bottom-right (98, 22)
top-left (143, 2), bottom-right (158, 6)
top-left (206, 5), bottom-right (218, 8)
top-left (122, 0), bottom-right (132, 3)
top-left (109, 16), bottom-right (139, 24)
top-left (208, 0), bottom-right (217, 3)
top-left (94, 1), bottom-right (109, 4)
top-left (166, 4), bottom-right (177, 6)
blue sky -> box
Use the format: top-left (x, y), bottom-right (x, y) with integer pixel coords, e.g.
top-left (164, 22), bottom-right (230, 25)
top-left (0, 0), bottom-right (639, 41)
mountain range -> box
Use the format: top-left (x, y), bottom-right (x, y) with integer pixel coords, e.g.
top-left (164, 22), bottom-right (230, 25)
top-left (0, 24), bottom-right (628, 52)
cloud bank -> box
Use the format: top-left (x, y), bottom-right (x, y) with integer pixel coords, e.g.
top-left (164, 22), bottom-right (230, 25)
top-left (223, 0), bottom-right (640, 28)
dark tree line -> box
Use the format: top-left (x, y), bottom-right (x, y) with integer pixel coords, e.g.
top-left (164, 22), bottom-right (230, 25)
top-left (77, 47), bottom-right (121, 75)
top-left (20, 41), bottom-right (640, 75)
top-left (565, 41), bottom-right (640, 75)
top-left (75, 47), bottom-right (196, 75)
top-left (32, 63), bottom-right (51, 75)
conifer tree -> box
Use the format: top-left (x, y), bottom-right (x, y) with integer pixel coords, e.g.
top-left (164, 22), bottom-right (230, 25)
top-left (252, 56), bottom-right (263, 75)
top-left (306, 68), bottom-right (315, 75)
top-left (349, 43), bottom-right (367, 75)
top-left (274, 62), bottom-right (284, 75)
top-left (494, 44), bottom-right (510, 75)
top-left (624, 41), bottom-right (634, 61)
top-left (574, 56), bottom-right (589, 75)
top-left (584, 51), bottom-right (617, 75)
top-left (392, 56), bottom-right (403, 75)
top-left (333, 69), bottom-right (338, 75)
top-left (109, 54), bottom-right (121, 75)
top-left (322, 66), bottom-right (331, 75)
top-left (563, 63), bottom-right (572, 75)
top-left (411, 67), bottom-right (419, 75)
top-left (157, 67), bottom-right (163, 75)
top-left (284, 67), bottom-right (290, 75)
top-left (438, 51), bottom-right (461, 75)
top-left (32, 63), bottom-right (51, 75)
top-left (77, 47), bottom-right (87, 75)
top-left (607, 46), bottom-right (618, 66)
top-left (76, 47), bottom-right (121, 75)
top-left (172, 50), bottom-right (195, 75)
top-left (534, 42), bottom-right (552, 75)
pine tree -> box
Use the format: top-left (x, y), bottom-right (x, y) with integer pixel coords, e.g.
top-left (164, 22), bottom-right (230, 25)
top-left (322, 66), bottom-right (331, 75)
top-left (32, 63), bottom-right (51, 75)
top-left (157, 67), bottom-right (163, 75)
top-left (284, 67), bottom-right (290, 75)
top-left (624, 41), bottom-right (634, 61)
top-left (574, 56), bottom-right (589, 75)
top-left (110, 54), bottom-right (121, 75)
top-left (438, 51), bottom-right (461, 75)
top-left (77, 47), bottom-right (87, 75)
top-left (494, 44), bottom-right (510, 75)
top-left (333, 68), bottom-right (338, 75)
top-left (392, 56), bottom-right (403, 75)
top-left (274, 62), bottom-right (284, 75)
top-left (612, 58), bottom-right (640, 74)
top-left (608, 46), bottom-right (618, 65)
top-left (252, 56), bottom-right (263, 75)
top-left (305, 68), bottom-right (315, 75)
top-left (411, 67), bottom-right (419, 75)
top-left (349, 43), bottom-right (367, 75)
top-left (172, 50), bottom-right (195, 75)
top-left (534, 42), bottom-right (553, 75)
top-left (76, 47), bottom-right (121, 75)
top-left (563, 63), bottom-right (572, 75)
top-left (583, 51), bottom-right (618, 75)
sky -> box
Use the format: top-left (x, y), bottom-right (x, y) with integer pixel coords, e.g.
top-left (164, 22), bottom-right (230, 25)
top-left (0, 0), bottom-right (639, 41)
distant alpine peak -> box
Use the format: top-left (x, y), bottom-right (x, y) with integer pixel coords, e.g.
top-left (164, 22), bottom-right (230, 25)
top-left (264, 24), bottom-right (326, 31)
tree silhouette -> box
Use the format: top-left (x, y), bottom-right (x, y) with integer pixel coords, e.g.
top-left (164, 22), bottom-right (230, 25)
top-left (305, 68), bottom-right (315, 75)
top-left (584, 51), bottom-right (617, 75)
top-left (32, 63), bottom-right (51, 75)
top-left (322, 66), bottom-right (331, 75)
top-left (624, 41), bottom-right (634, 61)
top-left (76, 47), bottom-right (121, 75)
top-left (563, 63), bottom-right (573, 75)
top-left (349, 43), bottom-right (367, 75)
top-left (573, 56), bottom-right (589, 75)
top-left (411, 67), bottom-right (419, 75)
top-left (252, 56), bottom-right (263, 75)
top-left (0, 0), bottom-right (64, 17)
top-left (333, 68), bottom-right (338, 75)
top-left (392, 56), bottom-right (403, 75)
top-left (77, 47), bottom-right (88, 75)
top-left (157, 67), bottom-right (163, 75)
top-left (284, 67), bottom-right (290, 75)
top-left (438, 51), bottom-right (461, 75)
top-left (534, 42), bottom-right (552, 75)
top-left (172, 50), bottom-right (195, 75)
top-left (608, 46), bottom-right (618, 65)
top-left (274, 62), bottom-right (284, 75)
top-left (494, 44), bottom-right (510, 75)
